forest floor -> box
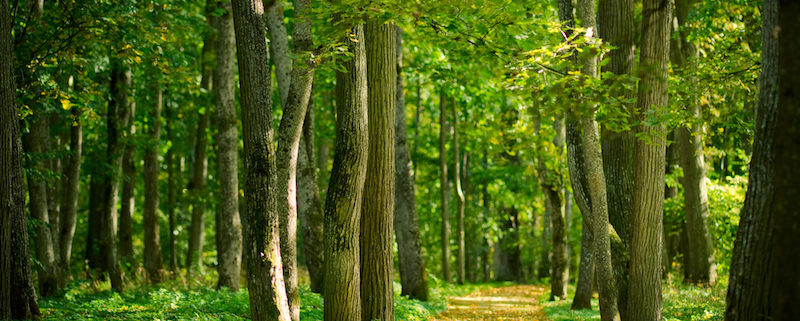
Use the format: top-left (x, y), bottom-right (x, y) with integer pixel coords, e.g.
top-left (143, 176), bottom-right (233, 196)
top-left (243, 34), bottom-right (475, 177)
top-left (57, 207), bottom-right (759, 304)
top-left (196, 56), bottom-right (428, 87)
top-left (432, 284), bottom-right (550, 320)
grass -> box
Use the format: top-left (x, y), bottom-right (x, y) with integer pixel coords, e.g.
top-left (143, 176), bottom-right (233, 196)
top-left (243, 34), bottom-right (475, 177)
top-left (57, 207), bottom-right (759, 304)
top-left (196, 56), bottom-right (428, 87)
top-left (540, 275), bottom-right (727, 321)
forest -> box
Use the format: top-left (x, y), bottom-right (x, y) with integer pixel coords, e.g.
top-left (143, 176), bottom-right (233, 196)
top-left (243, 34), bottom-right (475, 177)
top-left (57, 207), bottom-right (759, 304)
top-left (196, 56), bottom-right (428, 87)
top-left (1, 0), bottom-right (799, 320)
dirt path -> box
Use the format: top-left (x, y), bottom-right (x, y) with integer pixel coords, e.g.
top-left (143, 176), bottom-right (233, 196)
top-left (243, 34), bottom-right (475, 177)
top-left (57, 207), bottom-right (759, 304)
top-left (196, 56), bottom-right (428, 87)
top-left (432, 284), bottom-right (550, 320)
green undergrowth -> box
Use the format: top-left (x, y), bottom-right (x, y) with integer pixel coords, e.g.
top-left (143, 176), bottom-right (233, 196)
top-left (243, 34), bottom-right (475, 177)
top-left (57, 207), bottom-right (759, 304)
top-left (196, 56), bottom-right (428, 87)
top-left (38, 271), bottom-right (491, 320)
top-left (540, 275), bottom-right (727, 321)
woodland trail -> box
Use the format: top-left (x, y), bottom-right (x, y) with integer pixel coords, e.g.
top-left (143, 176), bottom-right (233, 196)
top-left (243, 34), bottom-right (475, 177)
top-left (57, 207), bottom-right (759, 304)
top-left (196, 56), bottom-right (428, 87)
top-left (432, 284), bottom-right (550, 321)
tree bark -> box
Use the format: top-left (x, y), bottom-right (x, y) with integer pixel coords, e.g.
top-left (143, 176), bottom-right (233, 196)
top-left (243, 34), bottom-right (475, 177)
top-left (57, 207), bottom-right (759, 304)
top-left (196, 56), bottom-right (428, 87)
top-left (439, 88), bottom-right (451, 283)
top-left (299, 97), bottom-right (325, 293)
top-left (230, 0), bottom-right (290, 318)
top-left (59, 106), bottom-right (82, 273)
top-left (627, 0), bottom-right (671, 319)
top-left (1, 0), bottom-right (41, 313)
top-left (143, 86), bottom-right (164, 284)
top-left (119, 96), bottom-right (136, 270)
top-left (453, 97), bottom-right (466, 285)
top-left (214, 0), bottom-right (242, 292)
top-left (360, 20), bottom-right (397, 321)
top-left (323, 22), bottom-right (368, 321)
top-left (393, 26), bottom-right (429, 301)
top-left (265, 0), bottom-right (291, 107)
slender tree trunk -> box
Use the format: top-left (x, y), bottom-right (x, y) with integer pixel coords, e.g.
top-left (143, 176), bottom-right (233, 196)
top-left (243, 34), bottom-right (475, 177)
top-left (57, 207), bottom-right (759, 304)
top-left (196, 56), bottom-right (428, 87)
top-left (165, 99), bottom-right (178, 275)
top-left (265, 0), bottom-right (291, 107)
top-left (626, 0), bottom-right (671, 319)
top-left (144, 86), bottom-right (164, 284)
top-left (214, 0), bottom-right (242, 292)
top-left (539, 200), bottom-right (551, 280)
top-left (119, 97), bottom-right (136, 270)
top-left (393, 26), bottom-right (428, 301)
top-left (567, 112), bottom-right (594, 310)
top-left (59, 106), bottom-right (82, 273)
top-left (323, 22), bottom-right (368, 321)
top-left (481, 163), bottom-right (491, 283)
top-left (22, 115), bottom-right (59, 297)
top-left (101, 63), bottom-right (129, 293)
top-left (299, 97), bottom-right (325, 293)
top-left (439, 88), bottom-right (451, 283)
top-left (230, 0), bottom-right (291, 319)
top-left (360, 20), bottom-right (397, 321)
top-left (598, 0), bottom-right (636, 315)
top-left (1, 0), bottom-right (40, 313)
top-left (453, 98), bottom-right (466, 285)
top-left (724, 0), bottom-right (779, 318)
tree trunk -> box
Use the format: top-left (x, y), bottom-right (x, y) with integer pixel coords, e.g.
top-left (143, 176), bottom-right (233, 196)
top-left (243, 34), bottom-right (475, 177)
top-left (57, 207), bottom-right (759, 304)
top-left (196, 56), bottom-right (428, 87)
top-left (323, 22), bottom-right (369, 321)
top-left (724, 0), bottom-right (779, 318)
top-left (768, 1), bottom-right (800, 318)
top-left (393, 26), bottom-right (428, 301)
top-left (439, 88), bottom-right (451, 283)
top-left (214, 0), bottom-right (242, 292)
top-left (265, 0), bottom-right (291, 107)
top-left (59, 106), bottom-right (82, 273)
top-left (627, 0), bottom-right (671, 319)
top-left (144, 86), bottom-right (164, 284)
top-left (1, 0), bottom-right (41, 313)
top-left (119, 97), bottom-right (136, 270)
top-left (598, 0), bottom-right (636, 315)
top-left (299, 98), bottom-right (325, 293)
top-left (101, 63), bottom-right (129, 293)
top-left (567, 115), bottom-right (595, 310)
top-left (538, 200), bottom-right (551, 280)
top-left (23, 114), bottom-right (59, 297)
top-left (671, 0), bottom-right (715, 286)
top-left (230, 0), bottom-right (290, 319)
top-left (481, 166), bottom-right (492, 283)
top-left (360, 20), bottom-right (397, 321)
top-left (453, 97), bottom-right (466, 285)
top-left (165, 95), bottom-right (179, 275)
top-left (272, 0), bottom-right (315, 317)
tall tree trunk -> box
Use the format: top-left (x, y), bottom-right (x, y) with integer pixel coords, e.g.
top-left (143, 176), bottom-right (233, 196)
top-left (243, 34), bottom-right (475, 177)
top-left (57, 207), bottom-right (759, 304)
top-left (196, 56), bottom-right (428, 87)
top-left (101, 63), bottom-right (129, 293)
top-left (23, 115), bottom-right (59, 297)
top-left (627, 0), bottom-right (671, 319)
top-left (393, 26), bottom-right (428, 301)
top-left (59, 106), bottom-right (82, 273)
top-left (323, 22), bottom-right (368, 321)
top-left (453, 98), bottom-right (466, 285)
top-left (272, 0), bottom-right (315, 317)
top-left (598, 0), bottom-right (635, 315)
top-left (439, 88), bottom-right (451, 283)
top-left (724, 0), bottom-right (779, 318)
top-left (671, 0), bottom-right (715, 285)
top-left (481, 160), bottom-right (492, 283)
top-left (166, 98), bottom-right (178, 274)
top-left (567, 112), bottom-right (594, 310)
top-left (575, 1), bottom-right (621, 319)
top-left (214, 0), bottom-right (242, 292)
top-left (119, 97), bottom-right (136, 270)
top-left (1, 0), bottom-right (41, 313)
top-left (265, 0), bottom-right (291, 107)
top-left (299, 98), bottom-right (325, 293)
top-left (230, 0), bottom-right (290, 319)
top-left (538, 200), bottom-right (551, 280)
top-left (768, 1), bottom-right (800, 318)
top-left (144, 86), bottom-right (164, 284)
top-left (360, 20), bottom-right (397, 321)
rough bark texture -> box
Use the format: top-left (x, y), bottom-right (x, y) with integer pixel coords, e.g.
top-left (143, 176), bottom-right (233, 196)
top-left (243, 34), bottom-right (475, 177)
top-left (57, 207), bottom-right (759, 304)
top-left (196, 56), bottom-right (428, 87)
top-left (538, 200), bottom-right (551, 280)
top-left (299, 98), bottom-right (325, 293)
top-left (393, 26), bottom-right (429, 301)
top-left (567, 115), bottom-right (594, 310)
top-left (323, 23), bottom-right (368, 321)
top-left (439, 88), bottom-right (451, 283)
top-left (119, 97), bottom-right (136, 269)
top-left (23, 114), bottom-right (59, 297)
top-left (724, 0), bottom-right (778, 319)
top-left (627, 0), bottom-right (671, 319)
top-left (273, 0), bottom-right (315, 317)
top-left (59, 106), bottom-right (82, 272)
top-left (1, 0), bottom-right (41, 314)
top-left (597, 0), bottom-right (635, 315)
top-left (143, 87), bottom-right (164, 284)
top-left (360, 20), bottom-right (397, 321)
top-left (769, 2), bottom-right (800, 318)
top-left (672, 0), bottom-right (715, 285)
top-left (214, 0), bottom-right (242, 292)
top-left (453, 98), bottom-right (466, 286)
top-left (230, 0), bottom-right (290, 319)
top-left (265, 0), bottom-right (291, 107)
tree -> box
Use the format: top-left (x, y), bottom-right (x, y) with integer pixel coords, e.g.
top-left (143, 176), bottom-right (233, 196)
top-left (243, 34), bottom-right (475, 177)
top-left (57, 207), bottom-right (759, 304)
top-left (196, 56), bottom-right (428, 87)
top-left (229, 0), bottom-right (290, 318)
top-left (214, 0), bottom-right (242, 292)
top-left (393, 26), bottom-right (429, 301)
top-left (143, 86), bottom-right (164, 284)
top-left (299, 97), bottom-right (325, 293)
top-left (1, 0), bottom-right (40, 313)
top-left (360, 19), bottom-right (397, 321)
top-left (59, 105), bottom-right (82, 273)
top-left (323, 22), bottom-right (369, 321)
top-left (439, 88), bottom-right (451, 283)
top-left (453, 96), bottom-right (466, 285)
top-left (119, 95), bottom-right (136, 269)
top-left (627, 0), bottom-right (672, 319)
